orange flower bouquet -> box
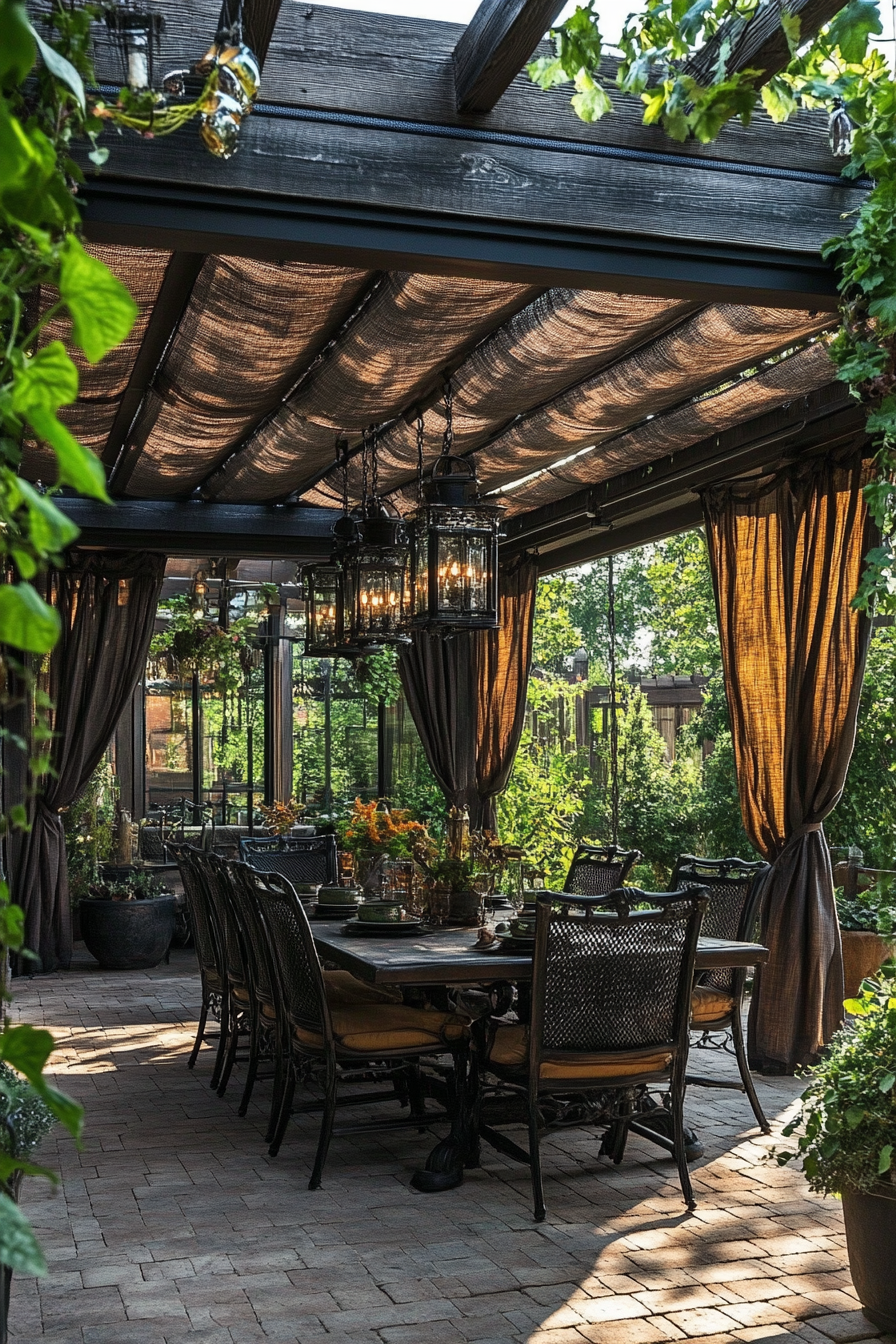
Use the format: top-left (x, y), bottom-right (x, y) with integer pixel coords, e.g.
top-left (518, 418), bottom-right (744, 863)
top-left (338, 798), bottom-right (434, 863)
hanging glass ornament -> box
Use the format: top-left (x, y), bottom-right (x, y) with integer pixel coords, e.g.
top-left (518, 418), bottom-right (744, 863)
top-left (409, 386), bottom-right (504, 632)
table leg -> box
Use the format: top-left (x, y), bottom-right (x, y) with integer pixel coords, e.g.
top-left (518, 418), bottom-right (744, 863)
top-left (410, 1043), bottom-right (477, 1192)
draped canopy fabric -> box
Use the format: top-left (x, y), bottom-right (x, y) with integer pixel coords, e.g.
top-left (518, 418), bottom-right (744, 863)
top-left (399, 556), bottom-right (537, 832)
top-left (12, 552), bottom-right (165, 973)
top-left (702, 450), bottom-right (875, 1071)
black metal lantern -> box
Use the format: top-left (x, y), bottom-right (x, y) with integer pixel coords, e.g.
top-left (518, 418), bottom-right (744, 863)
top-left (342, 503), bottom-right (411, 647)
top-left (409, 394), bottom-right (504, 632)
top-left (104, 7), bottom-right (165, 89)
top-left (301, 562), bottom-right (347, 657)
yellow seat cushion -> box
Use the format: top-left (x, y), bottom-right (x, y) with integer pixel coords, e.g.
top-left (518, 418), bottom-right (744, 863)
top-left (232, 984), bottom-right (251, 1005)
top-left (323, 969), bottom-right (402, 1008)
top-left (691, 984), bottom-right (735, 1024)
top-left (487, 1024), bottom-right (672, 1080)
top-left (295, 1002), bottom-right (469, 1054)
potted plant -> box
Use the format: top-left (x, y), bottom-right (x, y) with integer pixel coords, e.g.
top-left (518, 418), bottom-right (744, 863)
top-left (0, 1062), bottom-right (55, 1341)
top-left (257, 797), bottom-right (305, 836)
top-left (776, 963), bottom-right (896, 1330)
top-left (79, 870), bottom-right (177, 971)
top-left (63, 761), bottom-right (118, 940)
top-left (836, 877), bottom-right (896, 999)
top-left (338, 798), bottom-right (433, 891)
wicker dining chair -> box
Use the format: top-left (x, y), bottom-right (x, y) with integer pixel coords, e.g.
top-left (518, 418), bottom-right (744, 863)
top-left (670, 854), bottom-right (771, 1132)
top-left (170, 844), bottom-right (228, 1086)
top-left (480, 886), bottom-right (708, 1220)
top-left (251, 868), bottom-right (471, 1189)
top-left (563, 843), bottom-right (641, 896)
top-left (191, 851), bottom-right (257, 1100)
top-left (239, 834), bottom-right (337, 888)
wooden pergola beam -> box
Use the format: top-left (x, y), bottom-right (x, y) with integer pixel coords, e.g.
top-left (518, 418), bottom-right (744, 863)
top-left (454, 0), bottom-right (567, 114)
top-left (102, 252), bottom-right (205, 473)
top-left (687, 0), bottom-right (848, 88)
top-left (58, 497), bottom-right (340, 559)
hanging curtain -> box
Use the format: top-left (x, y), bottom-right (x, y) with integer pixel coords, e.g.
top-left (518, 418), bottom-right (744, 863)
top-left (702, 449), bottom-right (875, 1072)
top-left (12, 551), bottom-right (165, 973)
top-left (399, 556), bottom-right (537, 831)
top-left (398, 630), bottom-right (479, 815)
top-left (474, 554), bottom-right (538, 830)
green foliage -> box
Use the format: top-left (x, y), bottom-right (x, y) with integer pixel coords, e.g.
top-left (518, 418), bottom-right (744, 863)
top-left (528, 2), bottom-right (896, 612)
top-left (837, 877), bottom-right (896, 936)
top-left (776, 962), bottom-right (896, 1195)
top-left (62, 759), bottom-right (118, 902)
top-left (826, 626), bottom-right (896, 866)
top-left (0, 1061), bottom-right (54, 1161)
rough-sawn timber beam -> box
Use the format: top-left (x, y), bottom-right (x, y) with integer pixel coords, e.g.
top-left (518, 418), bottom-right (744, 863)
top-left (454, 0), bottom-right (567, 113)
top-left (58, 497), bottom-right (341, 560)
top-left (687, 0), bottom-right (849, 88)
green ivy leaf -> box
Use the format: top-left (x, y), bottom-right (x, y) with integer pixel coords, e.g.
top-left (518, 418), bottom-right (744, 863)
top-left (16, 480), bottom-right (80, 554)
top-left (0, 1026), bottom-right (83, 1141)
top-left (0, 1), bottom-right (36, 89)
top-left (0, 584), bottom-right (60, 654)
top-left (24, 406), bottom-right (110, 503)
top-left (761, 79), bottom-right (797, 124)
top-left (827, 0), bottom-right (882, 64)
top-left (780, 9), bottom-right (802, 57)
top-left (28, 22), bottom-right (85, 112)
top-left (526, 55), bottom-right (568, 90)
top-left (571, 68), bottom-right (612, 122)
top-left (10, 341), bottom-right (78, 416)
top-left (0, 1193), bottom-right (47, 1275)
top-left (845, 1105), bottom-right (866, 1127)
top-left (879, 1144), bottom-right (893, 1174)
top-left (880, 1071), bottom-right (896, 1092)
top-left (58, 237), bottom-right (138, 363)
top-left (868, 293), bottom-right (896, 331)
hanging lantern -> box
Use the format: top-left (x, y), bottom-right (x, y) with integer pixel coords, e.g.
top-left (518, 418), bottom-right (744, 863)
top-left (342, 503), bottom-right (411, 647)
top-left (302, 562), bottom-right (347, 656)
top-left (409, 389), bottom-right (504, 632)
top-left (188, 567), bottom-right (209, 621)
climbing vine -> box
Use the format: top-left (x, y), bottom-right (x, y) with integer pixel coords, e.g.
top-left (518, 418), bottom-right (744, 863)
top-left (530, 0), bottom-right (896, 612)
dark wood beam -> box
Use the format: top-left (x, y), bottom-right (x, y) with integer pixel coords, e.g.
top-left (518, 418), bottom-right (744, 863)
top-left (81, 175), bottom-right (842, 311)
top-left (687, 0), bottom-right (847, 88)
top-left (102, 252), bottom-right (205, 473)
top-left (454, 0), bottom-right (566, 113)
top-left (537, 500), bottom-right (706, 573)
top-left (57, 497), bottom-right (341, 559)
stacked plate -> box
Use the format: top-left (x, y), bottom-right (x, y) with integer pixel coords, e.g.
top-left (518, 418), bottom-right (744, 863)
top-left (342, 915), bottom-right (424, 937)
top-left (313, 885), bottom-right (361, 920)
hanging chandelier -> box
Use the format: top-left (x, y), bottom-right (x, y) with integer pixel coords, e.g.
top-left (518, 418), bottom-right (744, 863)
top-left (409, 383), bottom-right (504, 632)
top-left (341, 427), bottom-right (412, 648)
top-left (99, 4), bottom-right (260, 159)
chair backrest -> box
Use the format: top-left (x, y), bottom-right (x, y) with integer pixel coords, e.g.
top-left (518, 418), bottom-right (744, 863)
top-left (246, 867), bottom-right (331, 1045)
top-left (670, 854), bottom-right (769, 993)
top-left (530, 887), bottom-right (707, 1076)
top-left (170, 843), bottom-right (222, 984)
top-left (563, 843), bottom-right (641, 896)
top-left (239, 833), bottom-right (337, 887)
top-left (194, 851), bottom-right (249, 991)
top-left (229, 861), bottom-right (278, 1008)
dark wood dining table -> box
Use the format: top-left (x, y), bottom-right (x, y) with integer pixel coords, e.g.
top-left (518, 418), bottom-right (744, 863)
top-left (312, 920), bottom-right (768, 986)
top-left (311, 919), bottom-right (769, 1191)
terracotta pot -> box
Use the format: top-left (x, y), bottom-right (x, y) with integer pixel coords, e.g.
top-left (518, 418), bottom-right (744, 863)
top-left (840, 929), bottom-right (896, 1000)
top-left (448, 889), bottom-right (480, 925)
top-left (842, 1183), bottom-right (896, 1331)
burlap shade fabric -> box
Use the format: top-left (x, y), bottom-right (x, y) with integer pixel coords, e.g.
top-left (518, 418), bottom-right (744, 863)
top-left (11, 552), bottom-right (165, 972)
top-left (702, 449), bottom-right (875, 1071)
top-left (399, 556), bottom-right (537, 831)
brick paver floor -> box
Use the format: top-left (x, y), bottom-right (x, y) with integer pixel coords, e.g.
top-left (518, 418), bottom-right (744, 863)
top-left (7, 949), bottom-right (892, 1344)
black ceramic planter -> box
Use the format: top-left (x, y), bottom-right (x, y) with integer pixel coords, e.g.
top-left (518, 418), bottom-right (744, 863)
top-left (79, 897), bottom-right (176, 970)
top-left (842, 1183), bottom-right (896, 1331)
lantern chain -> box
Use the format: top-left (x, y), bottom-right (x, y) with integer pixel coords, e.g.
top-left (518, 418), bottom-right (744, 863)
top-left (370, 423), bottom-right (380, 502)
top-left (443, 380), bottom-right (454, 457)
top-left (360, 425), bottom-right (370, 511)
top-left (340, 438), bottom-right (349, 516)
top-left (416, 412), bottom-right (425, 502)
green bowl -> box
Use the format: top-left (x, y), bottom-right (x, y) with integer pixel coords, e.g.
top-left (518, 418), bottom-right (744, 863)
top-left (317, 885), bottom-right (362, 904)
top-left (358, 900), bottom-right (405, 923)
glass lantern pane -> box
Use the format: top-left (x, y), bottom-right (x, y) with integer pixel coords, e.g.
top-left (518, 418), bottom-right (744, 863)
top-left (436, 532), bottom-right (490, 614)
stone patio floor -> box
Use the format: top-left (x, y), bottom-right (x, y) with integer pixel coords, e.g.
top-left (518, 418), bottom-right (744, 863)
top-left (8, 948), bottom-right (892, 1344)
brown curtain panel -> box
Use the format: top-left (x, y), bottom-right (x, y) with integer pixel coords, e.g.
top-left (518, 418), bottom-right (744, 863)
top-left (475, 554), bottom-right (538, 830)
top-left (13, 551), bottom-right (165, 973)
top-left (702, 449), bottom-right (875, 1072)
top-left (398, 630), bottom-right (479, 817)
top-left (400, 555), bottom-right (537, 831)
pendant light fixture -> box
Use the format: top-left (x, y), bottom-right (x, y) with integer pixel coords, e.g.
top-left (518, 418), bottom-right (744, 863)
top-left (409, 382), bottom-right (504, 632)
top-left (302, 440), bottom-right (367, 658)
top-left (341, 426), bottom-right (412, 647)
